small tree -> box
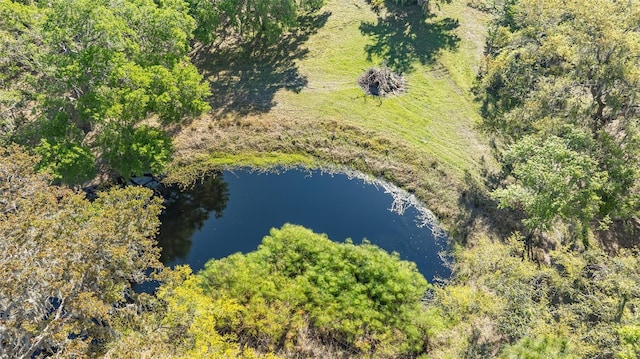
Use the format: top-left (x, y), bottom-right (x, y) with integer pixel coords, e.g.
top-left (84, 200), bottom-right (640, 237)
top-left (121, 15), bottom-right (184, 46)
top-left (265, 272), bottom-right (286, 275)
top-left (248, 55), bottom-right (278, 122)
top-left (492, 129), bottom-right (607, 245)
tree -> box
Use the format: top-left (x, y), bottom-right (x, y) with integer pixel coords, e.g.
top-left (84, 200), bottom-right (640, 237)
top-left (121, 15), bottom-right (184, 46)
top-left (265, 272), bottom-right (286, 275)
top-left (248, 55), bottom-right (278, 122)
top-left (0, 0), bottom-right (43, 145)
top-left (186, 0), bottom-right (325, 45)
top-left (0, 145), bottom-right (163, 358)
top-left (1, 0), bottom-right (211, 183)
top-left (492, 128), bottom-right (607, 243)
top-left (103, 266), bottom-right (276, 359)
top-left (34, 137), bottom-right (96, 186)
top-left (423, 235), bottom-right (640, 358)
top-left (478, 0), bottom-right (640, 238)
top-left (479, 0), bottom-right (640, 138)
top-left (98, 124), bottom-right (173, 180)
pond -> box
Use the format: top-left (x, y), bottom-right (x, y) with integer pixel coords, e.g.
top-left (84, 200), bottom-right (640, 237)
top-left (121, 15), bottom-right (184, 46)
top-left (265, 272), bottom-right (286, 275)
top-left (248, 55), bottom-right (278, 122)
top-left (156, 169), bottom-right (450, 282)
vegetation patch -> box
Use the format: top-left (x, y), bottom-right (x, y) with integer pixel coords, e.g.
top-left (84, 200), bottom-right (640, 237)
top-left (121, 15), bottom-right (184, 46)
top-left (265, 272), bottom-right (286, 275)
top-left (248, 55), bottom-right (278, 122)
top-left (198, 224), bottom-right (431, 357)
top-left (164, 151), bottom-right (320, 186)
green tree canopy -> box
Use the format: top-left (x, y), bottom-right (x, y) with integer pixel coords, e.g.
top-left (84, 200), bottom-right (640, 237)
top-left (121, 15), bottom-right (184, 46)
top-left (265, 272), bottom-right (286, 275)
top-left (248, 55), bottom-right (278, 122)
top-left (186, 0), bottom-right (325, 45)
top-left (480, 0), bottom-right (640, 137)
top-left (492, 129), bottom-right (607, 241)
top-left (1, 0), bottom-right (211, 183)
top-left (478, 0), bottom-right (640, 239)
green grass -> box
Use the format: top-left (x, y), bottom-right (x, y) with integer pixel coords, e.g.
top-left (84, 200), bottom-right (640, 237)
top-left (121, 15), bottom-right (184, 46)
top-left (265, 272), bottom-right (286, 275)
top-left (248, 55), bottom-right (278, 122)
top-left (288, 0), bottom-right (489, 171)
top-left (170, 0), bottom-right (496, 234)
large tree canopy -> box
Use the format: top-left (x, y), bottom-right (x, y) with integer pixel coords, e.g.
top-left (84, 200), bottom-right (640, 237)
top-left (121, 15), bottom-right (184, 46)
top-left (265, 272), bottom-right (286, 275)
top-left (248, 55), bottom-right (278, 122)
top-left (0, 0), bottom-right (211, 184)
top-left (0, 146), bottom-right (163, 358)
top-left (186, 0), bottom-right (325, 44)
top-left (478, 0), bottom-right (640, 240)
top-left (480, 0), bottom-right (640, 137)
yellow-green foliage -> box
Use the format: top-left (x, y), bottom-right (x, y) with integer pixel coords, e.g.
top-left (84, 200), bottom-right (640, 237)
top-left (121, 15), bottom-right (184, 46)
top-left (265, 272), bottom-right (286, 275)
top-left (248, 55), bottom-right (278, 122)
top-left (198, 224), bottom-right (431, 357)
top-left (106, 266), bottom-right (279, 358)
top-left (0, 145), bottom-right (164, 358)
top-left (499, 334), bottom-right (580, 359)
top-left (1, 0), bottom-right (211, 183)
top-left (618, 324), bottom-right (640, 359)
top-left (425, 236), bottom-right (640, 358)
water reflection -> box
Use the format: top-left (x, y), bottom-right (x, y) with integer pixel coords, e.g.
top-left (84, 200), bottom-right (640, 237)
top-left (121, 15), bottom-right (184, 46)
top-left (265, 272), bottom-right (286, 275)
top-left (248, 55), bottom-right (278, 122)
top-left (155, 170), bottom-right (449, 282)
top-left (155, 174), bottom-right (229, 263)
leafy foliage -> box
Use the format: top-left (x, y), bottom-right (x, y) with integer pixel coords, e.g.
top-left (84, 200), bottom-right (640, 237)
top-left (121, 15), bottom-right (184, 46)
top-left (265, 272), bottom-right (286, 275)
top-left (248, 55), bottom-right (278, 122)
top-left (424, 236), bottom-right (640, 358)
top-left (1, 0), bottom-right (211, 184)
top-left (618, 324), bottom-right (640, 359)
top-left (99, 124), bottom-right (173, 180)
top-left (0, 0), bottom-right (42, 143)
top-left (0, 145), bottom-right (163, 358)
top-left (35, 138), bottom-right (96, 186)
top-left (199, 224), bottom-right (430, 357)
top-left (499, 335), bottom-right (579, 359)
top-left (186, 0), bottom-right (325, 44)
top-left (104, 266), bottom-right (277, 359)
top-left (492, 129), bottom-right (607, 238)
top-left (477, 0), bottom-right (640, 240)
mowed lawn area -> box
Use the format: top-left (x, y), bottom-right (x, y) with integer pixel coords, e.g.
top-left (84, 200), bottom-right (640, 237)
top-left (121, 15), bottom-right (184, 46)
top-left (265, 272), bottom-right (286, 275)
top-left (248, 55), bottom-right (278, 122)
top-left (169, 0), bottom-right (496, 234)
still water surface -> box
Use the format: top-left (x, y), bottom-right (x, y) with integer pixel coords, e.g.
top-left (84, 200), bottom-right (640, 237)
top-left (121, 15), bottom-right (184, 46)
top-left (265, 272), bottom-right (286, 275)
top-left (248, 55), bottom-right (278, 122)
top-left (156, 169), bottom-right (449, 281)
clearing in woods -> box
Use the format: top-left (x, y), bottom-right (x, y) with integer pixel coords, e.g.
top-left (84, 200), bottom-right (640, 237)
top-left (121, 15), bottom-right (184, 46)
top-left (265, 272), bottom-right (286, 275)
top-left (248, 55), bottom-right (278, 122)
top-left (168, 0), bottom-right (497, 237)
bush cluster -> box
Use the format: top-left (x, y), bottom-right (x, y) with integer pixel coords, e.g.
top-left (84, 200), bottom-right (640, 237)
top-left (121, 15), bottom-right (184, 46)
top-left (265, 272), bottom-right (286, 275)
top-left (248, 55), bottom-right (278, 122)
top-left (199, 224), bottom-right (430, 356)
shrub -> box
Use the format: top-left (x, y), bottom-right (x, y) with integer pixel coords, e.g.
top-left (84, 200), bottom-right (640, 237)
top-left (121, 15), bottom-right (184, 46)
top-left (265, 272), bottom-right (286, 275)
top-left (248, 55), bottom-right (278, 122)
top-left (199, 224), bottom-right (430, 356)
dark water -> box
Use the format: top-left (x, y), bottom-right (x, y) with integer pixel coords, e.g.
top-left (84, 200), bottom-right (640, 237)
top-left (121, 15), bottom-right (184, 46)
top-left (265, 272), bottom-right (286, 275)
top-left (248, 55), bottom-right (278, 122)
top-left (156, 169), bottom-right (449, 281)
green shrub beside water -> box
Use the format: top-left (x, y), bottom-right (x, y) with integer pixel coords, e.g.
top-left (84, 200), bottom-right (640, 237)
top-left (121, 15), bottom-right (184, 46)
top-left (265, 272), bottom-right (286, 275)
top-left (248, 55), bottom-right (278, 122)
top-left (199, 224), bottom-right (431, 356)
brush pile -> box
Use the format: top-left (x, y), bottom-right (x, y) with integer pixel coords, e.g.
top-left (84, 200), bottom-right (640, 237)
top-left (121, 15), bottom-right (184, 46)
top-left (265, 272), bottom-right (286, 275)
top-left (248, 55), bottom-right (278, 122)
top-left (358, 65), bottom-right (406, 96)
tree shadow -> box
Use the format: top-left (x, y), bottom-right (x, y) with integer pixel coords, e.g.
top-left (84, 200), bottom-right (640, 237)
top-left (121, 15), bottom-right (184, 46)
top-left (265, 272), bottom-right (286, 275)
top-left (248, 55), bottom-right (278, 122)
top-left (359, 1), bottom-right (460, 73)
top-left (191, 12), bottom-right (331, 116)
top-left (153, 174), bottom-right (230, 263)
top-left (595, 219), bottom-right (640, 254)
top-left (454, 165), bottom-right (524, 246)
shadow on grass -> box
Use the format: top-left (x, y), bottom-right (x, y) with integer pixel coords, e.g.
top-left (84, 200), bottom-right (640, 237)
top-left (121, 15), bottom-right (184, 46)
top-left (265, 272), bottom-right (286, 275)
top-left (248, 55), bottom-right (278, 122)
top-left (191, 12), bottom-right (331, 116)
top-left (359, 1), bottom-right (460, 73)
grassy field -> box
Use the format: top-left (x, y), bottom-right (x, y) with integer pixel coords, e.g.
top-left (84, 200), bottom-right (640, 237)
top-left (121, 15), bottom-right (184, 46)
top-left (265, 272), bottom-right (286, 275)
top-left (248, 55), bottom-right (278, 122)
top-left (168, 0), bottom-right (499, 238)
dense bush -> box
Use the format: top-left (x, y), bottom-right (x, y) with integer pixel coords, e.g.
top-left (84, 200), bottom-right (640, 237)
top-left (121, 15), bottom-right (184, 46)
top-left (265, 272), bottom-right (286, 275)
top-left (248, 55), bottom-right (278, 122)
top-left (425, 236), bottom-right (640, 358)
top-left (199, 224), bottom-right (431, 356)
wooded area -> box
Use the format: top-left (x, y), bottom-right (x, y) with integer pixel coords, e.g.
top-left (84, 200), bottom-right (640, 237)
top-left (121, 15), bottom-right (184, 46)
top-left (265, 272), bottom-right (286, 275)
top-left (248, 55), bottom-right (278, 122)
top-left (2, 0), bottom-right (640, 357)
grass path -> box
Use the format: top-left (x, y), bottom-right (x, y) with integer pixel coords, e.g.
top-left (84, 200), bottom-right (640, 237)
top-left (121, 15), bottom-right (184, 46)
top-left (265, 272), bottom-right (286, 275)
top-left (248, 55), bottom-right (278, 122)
top-left (169, 0), bottom-right (499, 237)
